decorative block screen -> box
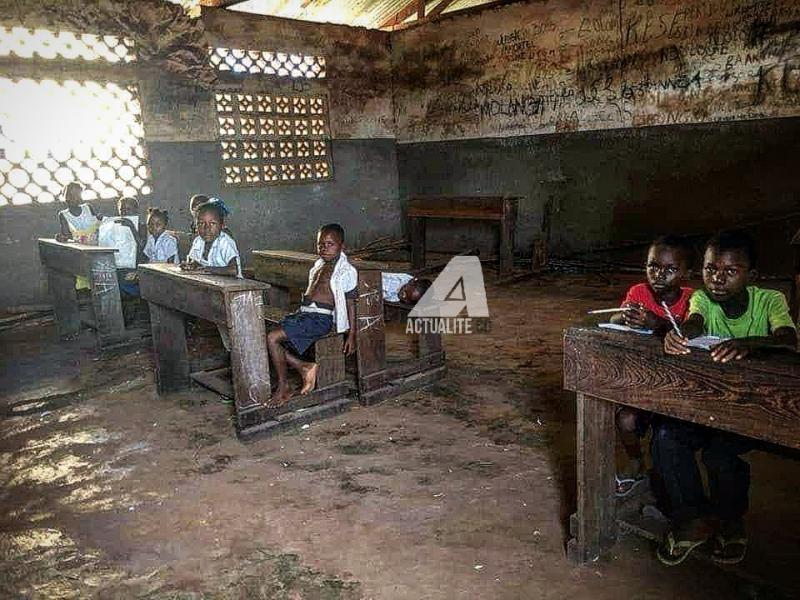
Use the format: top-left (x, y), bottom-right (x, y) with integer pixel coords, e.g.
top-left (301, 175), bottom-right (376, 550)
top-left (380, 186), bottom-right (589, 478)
top-left (215, 91), bottom-right (332, 186)
top-left (210, 47), bottom-right (325, 78)
top-left (0, 78), bottom-right (151, 206)
top-left (0, 26), bottom-right (135, 63)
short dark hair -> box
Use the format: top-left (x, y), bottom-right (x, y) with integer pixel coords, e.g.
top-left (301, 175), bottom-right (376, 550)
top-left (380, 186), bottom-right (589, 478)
top-left (190, 194), bottom-right (209, 211)
top-left (319, 223), bottom-right (345, 242)
top-left (196, 201), bottom-right (225, 223)
top-left (147, 207), bottom-right (169, 225)
top-left (650, 234), bottom-right (694, 265)
top-left (706, 230), bottom-right (757, 268)
top-left (414, 278), bottom-right (432, 295)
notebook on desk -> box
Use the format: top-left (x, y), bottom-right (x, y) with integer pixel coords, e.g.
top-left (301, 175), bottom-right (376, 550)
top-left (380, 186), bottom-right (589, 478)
top-left (598, 323), bottom-right (654, 335)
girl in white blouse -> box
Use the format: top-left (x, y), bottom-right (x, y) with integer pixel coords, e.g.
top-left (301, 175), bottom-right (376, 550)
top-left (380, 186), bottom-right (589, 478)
top-left (143, 208), bottom-right (179, 265)
top-left (181, 200), bottom-right (241, 278)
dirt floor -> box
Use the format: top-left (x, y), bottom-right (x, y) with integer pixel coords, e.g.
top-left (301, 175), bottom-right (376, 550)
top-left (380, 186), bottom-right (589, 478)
top-left (1, 273), bottom-right (799, 599)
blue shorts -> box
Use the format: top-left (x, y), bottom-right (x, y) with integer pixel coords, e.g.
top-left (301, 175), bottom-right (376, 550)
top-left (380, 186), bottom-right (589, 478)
top-left (281, 311), bottom-right (333, 356)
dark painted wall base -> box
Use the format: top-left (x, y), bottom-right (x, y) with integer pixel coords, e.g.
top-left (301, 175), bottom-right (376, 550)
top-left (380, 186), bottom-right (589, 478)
top-left (397, 117), bottom-right (800, 274)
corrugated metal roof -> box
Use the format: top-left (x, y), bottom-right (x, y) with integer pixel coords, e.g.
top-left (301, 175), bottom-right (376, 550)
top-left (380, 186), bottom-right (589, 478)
top-left (219, 0), bottom-right (498, 29)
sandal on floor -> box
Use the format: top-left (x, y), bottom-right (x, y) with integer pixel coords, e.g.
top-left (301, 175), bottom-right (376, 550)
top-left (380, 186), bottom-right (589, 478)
top-left (711, 531), bottom-right (748, 565)
top-left (656, 530), bottom-right (708, 566)
top-left (615, 474), bottom-right (646, 497)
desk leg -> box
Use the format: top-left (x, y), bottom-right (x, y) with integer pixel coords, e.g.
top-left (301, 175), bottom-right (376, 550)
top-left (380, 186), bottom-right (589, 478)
top-left (410, 216), bottom-right (426, 270)
top-left (227, 290), bottom-right (270, 429)
top-left (47, 269), bottom-right (81, 338)
top-left (88, 255), bottom-right (125, 347)
top-left (355, 270), bottom-right (386, 403)
top-left (149, 302), bottom-right (190, 394)
top-left (567, 392), bottom-right (617, 564)
top-left (499, 202), bottom-right (516, 276)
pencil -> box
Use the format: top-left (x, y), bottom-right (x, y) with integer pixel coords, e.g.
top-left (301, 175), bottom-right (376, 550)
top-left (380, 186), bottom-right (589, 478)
top-left (660, 300), bottom-right (684, 338)
top-left (587, 307), bottom-right (635, 315)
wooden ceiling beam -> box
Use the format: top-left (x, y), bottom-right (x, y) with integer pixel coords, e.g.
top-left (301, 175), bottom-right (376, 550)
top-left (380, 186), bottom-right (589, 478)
top-left (199, 0), bottom-right (250, 8)
top-left (379, 0), bottom-right (425, 30)
top-left (429, 0), bottom-right (456, 18)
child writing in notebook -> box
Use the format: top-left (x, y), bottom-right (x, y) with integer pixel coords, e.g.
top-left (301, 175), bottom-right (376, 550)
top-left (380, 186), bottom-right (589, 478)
top-left (658, 231), bottom-right (796, 566)
top-left (144, 208), bottom-right (179, 265)
top-left (267, 224), bottom-right (357, 407)
top-left (609, 235), bottom-right (694, 496)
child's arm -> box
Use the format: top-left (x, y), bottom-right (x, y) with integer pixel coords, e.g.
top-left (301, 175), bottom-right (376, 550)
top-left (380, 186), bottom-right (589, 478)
top-left (196, 257), bottom-right (238, 277)
top-left (709, 327), bottom-right (797, 363)
top-left (56, 213), bottom-right (71, 242)
top-left (614, 302), bottom-right (671, 333)
top-left (664, 313), bottom-right (705, 355)
top-left (343, 296), bottom-right (357, 355)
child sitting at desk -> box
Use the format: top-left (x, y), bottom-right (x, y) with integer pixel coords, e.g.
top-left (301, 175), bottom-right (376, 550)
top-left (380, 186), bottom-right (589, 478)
top-left (609, 235), bottom-right (694, 496)
top-left (98, 196), bottom-right (144, 297)
top-left (267, 224), bottom-right (357, 407)
top-left (56, 182), bottom-right (101, 244)
top-left (181, 200), bottom-right (240, 277)
top-left (659, 231), bottom-right (797, 566)
top-left (144, 208), bottom-right (179, 265)
top-left (382, 272), bottom-right (432, 304)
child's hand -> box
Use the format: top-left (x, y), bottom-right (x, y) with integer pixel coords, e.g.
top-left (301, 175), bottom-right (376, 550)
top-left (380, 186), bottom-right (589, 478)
top-left (180, 260), bottom-right (199, 272)
top-left (55, 233), bottom-right (69, 243)
top-left (664, 330), bottom-right (690, 355)
top-left (343, 333), bottom-right (356, 356)
top-left (124, 272), bottom-right (138, 282)
top-left (710, 339), bottom-right (752, 363)
top-left (621, 303), bottom-right (653, 329)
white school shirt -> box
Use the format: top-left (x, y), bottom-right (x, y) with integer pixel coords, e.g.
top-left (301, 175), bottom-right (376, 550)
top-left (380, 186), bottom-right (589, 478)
top-left (98, 215), bottom-right (139, 269)
top-left (144, 232), bottom-right (179, 265)
top-left (307, 252), bottom-right (358, 333)
top-left (59, 204), bottom-right (99, 244)
top-left (382, 272), bottom-right (413, 303)
top-left (187, 231), bottom-right (242, 278)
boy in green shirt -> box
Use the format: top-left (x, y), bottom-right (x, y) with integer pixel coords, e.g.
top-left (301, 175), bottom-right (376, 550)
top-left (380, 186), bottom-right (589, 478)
top-left (658, 231), bottom-right (796, 566)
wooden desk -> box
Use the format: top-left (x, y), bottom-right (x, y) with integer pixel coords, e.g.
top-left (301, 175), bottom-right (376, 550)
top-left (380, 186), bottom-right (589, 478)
top-left (251, 250), bottom-right (445, 404)
top-left (407, 197), bottom-right (518, 275)
top-left (38, 238), bottom-right (125, 348)
top-left (563, 327), bottom-right (800, 564)
top-left (138, 264), bottom-right (271, 431)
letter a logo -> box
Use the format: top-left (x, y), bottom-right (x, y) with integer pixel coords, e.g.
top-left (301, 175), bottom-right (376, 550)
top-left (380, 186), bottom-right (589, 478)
top-left (409, 256), bottom-right (489, 318)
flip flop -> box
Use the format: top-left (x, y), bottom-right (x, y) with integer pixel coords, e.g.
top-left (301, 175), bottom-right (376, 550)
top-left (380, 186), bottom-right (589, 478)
top-left (656, 530), bottom-right (709, 566)
top-left (711, 534), bottom-right (748, 565)
top-left (615, 474), bottom-right (646, 497)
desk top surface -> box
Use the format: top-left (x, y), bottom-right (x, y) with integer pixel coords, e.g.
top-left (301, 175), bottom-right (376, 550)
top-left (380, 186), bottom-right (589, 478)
top-left (38, 238), bottom-right (118, 253)
top-left (252, 249), bottom-right (389, 271)
top-left (139, 263), bottom-right (270, 292)
top-left (563, 326), bottom-right (800, 449)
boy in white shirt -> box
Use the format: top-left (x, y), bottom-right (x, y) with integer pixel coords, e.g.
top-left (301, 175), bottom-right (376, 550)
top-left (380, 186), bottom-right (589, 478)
top-left (181, 202), bottom-right (241, 278)
top-left (266, 224), bottom-right (357, 407)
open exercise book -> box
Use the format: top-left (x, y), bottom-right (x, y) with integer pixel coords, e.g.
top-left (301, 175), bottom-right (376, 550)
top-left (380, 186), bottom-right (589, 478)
top-left (597, 324), bottom-right (730, 351)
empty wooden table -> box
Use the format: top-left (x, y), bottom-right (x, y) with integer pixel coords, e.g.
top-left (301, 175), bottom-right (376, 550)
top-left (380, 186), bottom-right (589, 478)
top-left (38, 238), bottom-right (125, 349)
top-left (139, 264), bottom-right (271, 432)
top-left (407, 196), bottom-right (518, 275)
top-left (563, 326), bottom-right (800, 564)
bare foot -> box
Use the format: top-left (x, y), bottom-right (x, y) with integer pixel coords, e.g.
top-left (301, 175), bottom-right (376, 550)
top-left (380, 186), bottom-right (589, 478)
top-left (268, 383), bottom-right (292, 409)
top-left (299, 363), bottom-right (318, 395)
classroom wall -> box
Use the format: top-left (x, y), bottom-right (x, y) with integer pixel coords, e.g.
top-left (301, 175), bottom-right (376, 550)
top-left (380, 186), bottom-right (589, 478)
top-left (393, 0), bottom-right (800, 269)
top-left (0, 8), bottom-right (399, 308)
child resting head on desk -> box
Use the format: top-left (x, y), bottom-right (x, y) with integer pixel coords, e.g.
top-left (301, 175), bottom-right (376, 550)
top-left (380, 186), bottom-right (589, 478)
top-left (266, 223), bottom-right (358, 408)
top-left (144, 208), bottom-right (179, 265)
top-left (608, 234), bottom-right (694, 497)
top-left (656, 230), bottom-right (797, 566)
top-left (382, 273), bottom-right (432, 305)
top-left (181, 199), bottom-right (241, 278)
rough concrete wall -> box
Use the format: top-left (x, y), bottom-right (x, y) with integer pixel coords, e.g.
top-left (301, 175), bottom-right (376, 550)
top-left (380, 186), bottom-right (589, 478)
top-left (398, 116), bottom-right (800, 274)
top-left (392, 0), bottom-right (800, 142)
top-left (0, 9), bottom-right (399, 308)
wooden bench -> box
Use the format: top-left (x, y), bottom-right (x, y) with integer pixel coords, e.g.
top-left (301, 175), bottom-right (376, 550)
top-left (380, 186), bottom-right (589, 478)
top-left (251, 249), bottom-right (446, 405)
top-left (407, 197), bottom-right (518, 276)
top-left (38, 238), bottom-right (126, 349)
top-left (563, 327), bottom-right (800, 564)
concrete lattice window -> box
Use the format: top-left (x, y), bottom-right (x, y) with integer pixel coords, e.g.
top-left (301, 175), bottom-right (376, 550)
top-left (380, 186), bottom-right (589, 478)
top-left (209, 47), bottom-right (326, 78)
top-left (215, 91), bottom-right (332, 186)
top-left (0, 78), bottom-right (151, 206)
top-left (0, 26), bottom-right (135, 63)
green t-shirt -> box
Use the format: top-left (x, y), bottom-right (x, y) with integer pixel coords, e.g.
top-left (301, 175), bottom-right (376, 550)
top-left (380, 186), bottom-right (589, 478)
top-left (688, 286), bottom-right (796, 338)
